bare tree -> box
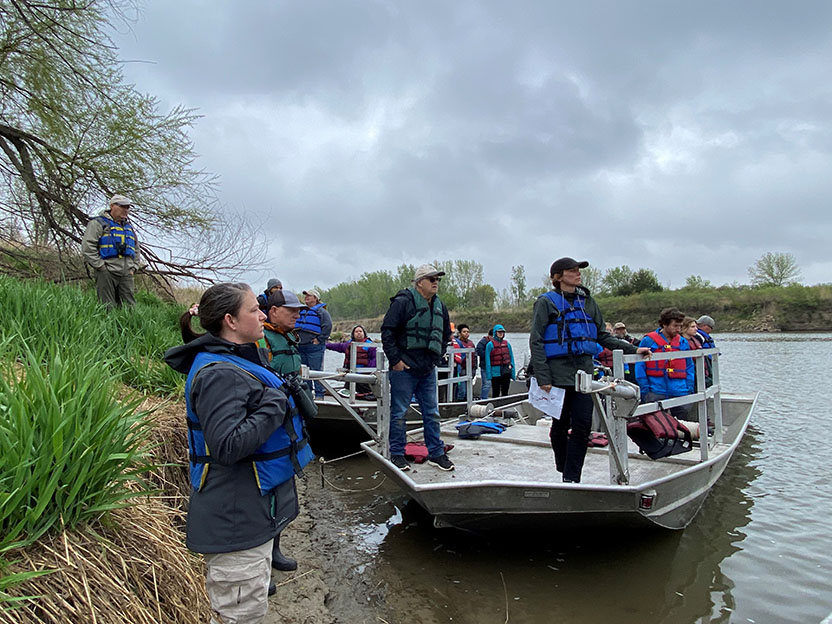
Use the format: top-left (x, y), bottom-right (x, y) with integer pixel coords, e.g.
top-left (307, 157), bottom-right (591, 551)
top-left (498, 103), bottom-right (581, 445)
top-left (748, 252), bottom-right (801, 287)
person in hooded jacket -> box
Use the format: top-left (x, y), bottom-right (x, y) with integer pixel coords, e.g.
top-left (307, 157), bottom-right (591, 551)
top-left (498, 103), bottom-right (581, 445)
top-left (326, 325), bottom-right (377, 397)
top-left (256, 278), bottom-right (283, 312)
top-left (484, 324), bottom-right (516, 397)
top-left (530, 258), bottom-right (650, 483)
top-left (475, 328), bottom-right (493, 400)
top-left (164, 283), bottom-right (314, 623)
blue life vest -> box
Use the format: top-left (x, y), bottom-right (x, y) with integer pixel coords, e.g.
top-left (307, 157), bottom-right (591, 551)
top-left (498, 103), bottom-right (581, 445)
top-left (96, 215), bottom-right (137, 259)
top-left (540, 291), bottom-right (598, 358)
top-left (185, 352), bottom-right (314, 495)
top-left (696, 329), bottom-right (715, 350)
top-left (295, 302), bottom-right (326, 334)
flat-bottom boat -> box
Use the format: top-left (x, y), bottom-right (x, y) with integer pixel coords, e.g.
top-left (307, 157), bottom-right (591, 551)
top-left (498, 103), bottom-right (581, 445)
top-left (361, 347), bottom-right (754, 530)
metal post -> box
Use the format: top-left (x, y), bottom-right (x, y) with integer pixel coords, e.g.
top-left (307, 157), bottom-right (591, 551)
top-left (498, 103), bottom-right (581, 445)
top-left (609, 349), bottom-right (630, 484)
top-left (376, 369), bottom-right (391, 460)
top-left (695, 353), bottom-right (709, 460)
top-left (349, 342), bottom-right (357, 403)
top-left (711, 349), bottom-right (723, 443)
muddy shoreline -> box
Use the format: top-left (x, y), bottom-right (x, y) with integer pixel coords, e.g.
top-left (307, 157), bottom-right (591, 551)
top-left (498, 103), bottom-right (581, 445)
top-left (267, 472), bottom-right (439, 624)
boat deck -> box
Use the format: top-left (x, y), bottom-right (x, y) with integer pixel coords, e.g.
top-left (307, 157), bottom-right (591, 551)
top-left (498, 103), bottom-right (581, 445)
top-left (401, 420), bottom-right (732, 488)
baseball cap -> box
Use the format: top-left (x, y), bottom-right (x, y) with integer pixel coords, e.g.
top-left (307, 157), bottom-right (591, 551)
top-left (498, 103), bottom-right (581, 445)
top-left (267, 290), bottom-right (307, 309)
top-left (696, 315), bottom-right (715, 328)
top-left (109, 194), bottom-right (133, 207)
top-left (413, 264), bottom-right (446, 282)
top-left (550, 257), bottom-right (589, 277)
top-left (614, 322), bottom-right (626, 330)
top-left (302, 288), bottom-right (321, 300)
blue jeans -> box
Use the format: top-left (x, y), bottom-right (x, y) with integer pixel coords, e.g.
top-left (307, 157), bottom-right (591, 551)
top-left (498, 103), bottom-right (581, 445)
top-left (298, 343), bottom-right (326, 398)
top-left (389, 369), bottom-right (444, 458)
top-left (479, 367), bottom-right (491, 400)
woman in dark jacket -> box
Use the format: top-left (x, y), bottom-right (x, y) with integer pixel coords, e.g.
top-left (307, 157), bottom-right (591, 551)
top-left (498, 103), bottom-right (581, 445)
top-left (164, 283), bottom-right (313, 623)
top-left (529, 258), bottom-right (649, 483)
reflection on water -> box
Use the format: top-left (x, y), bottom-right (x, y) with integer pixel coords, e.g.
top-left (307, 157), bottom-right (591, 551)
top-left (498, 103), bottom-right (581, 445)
top-left (322, 334), bottom-right (832, 624)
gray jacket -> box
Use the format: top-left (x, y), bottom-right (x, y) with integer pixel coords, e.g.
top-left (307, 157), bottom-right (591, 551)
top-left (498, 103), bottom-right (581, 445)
top-left (164, 333), bottom-right (299, 554)
top-left (81, 210), bottom-right (142, 276)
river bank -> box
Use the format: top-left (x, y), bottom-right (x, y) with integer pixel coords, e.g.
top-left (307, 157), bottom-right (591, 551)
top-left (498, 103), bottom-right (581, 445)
top-left (332, 283), bottom-right (832, 334)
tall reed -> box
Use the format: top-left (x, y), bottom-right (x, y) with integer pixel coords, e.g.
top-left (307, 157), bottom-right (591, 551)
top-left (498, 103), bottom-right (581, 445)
top-left (0, 344), bottom-right (152, 555)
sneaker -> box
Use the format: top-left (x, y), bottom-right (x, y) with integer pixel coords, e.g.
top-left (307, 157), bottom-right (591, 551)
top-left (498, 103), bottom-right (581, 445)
top-left (428, 454), bottom-right (455, 471)
top-left (391, 455), bottom-right (411, 471)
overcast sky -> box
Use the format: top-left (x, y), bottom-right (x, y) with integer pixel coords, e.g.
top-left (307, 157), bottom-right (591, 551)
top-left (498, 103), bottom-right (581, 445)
top-left (112, 1), bottom-right (832, 294)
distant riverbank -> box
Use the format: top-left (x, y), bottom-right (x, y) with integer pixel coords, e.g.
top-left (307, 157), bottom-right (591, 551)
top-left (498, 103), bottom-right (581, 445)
top-left (332, 283), bottom-right (832, 334)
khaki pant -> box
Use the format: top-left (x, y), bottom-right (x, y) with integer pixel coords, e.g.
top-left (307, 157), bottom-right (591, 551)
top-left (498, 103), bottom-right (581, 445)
top-left (204, 539), bottom-right (273, 624)
top-left (94, 267), bottom-right (136, 308)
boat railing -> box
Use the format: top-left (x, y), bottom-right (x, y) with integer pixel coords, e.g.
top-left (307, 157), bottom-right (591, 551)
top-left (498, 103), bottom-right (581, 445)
top-left (434, 346), bottom-right (475, 409)
top-left (591, 347), bottom-right (721, 485)
top-left (339, 341), bottom-right (386, 403)
top-left (305, 366), bottom-right (390, 444)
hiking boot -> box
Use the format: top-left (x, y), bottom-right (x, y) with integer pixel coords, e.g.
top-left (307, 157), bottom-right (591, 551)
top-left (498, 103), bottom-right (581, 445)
top-left (391, 455), bottom-right (411, 471)
top-left (428, 454), bottom-right (455, 471)
top-left (268, 582), bottom-right (276, 597)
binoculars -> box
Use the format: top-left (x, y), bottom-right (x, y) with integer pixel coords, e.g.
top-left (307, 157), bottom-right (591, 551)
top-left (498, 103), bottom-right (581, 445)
top-left (281, 372), bottom-right (318, 421)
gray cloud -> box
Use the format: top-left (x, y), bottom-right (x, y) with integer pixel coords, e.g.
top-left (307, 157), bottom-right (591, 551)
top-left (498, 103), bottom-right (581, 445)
top-left (114, 0), bottom-right (832, 291)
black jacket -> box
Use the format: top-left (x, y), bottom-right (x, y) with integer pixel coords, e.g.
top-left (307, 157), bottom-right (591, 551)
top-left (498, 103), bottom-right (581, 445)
top-left (164, 333), bottom-right (299, 554)
top-left (381, 288), bottom-right (451, 376)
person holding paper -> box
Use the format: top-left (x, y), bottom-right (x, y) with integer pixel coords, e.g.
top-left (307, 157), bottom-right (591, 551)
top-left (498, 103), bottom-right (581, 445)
top-left (529, 257), bottom-right (650, 483)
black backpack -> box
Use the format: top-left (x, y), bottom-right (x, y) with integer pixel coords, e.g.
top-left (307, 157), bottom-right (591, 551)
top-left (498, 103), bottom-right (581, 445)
top-left (627, 408), bottom-right (692, 459)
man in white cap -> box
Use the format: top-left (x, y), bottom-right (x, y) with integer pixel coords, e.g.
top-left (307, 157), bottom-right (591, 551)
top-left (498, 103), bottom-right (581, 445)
top-left (81, 194), bottom-right (141, 307)
top-left (294, 288), bottom-right (332, 398)
top-left (381, 264), bottom-right (454, 471)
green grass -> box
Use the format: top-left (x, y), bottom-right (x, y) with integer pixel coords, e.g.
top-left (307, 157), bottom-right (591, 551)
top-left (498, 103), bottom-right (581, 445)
top-left (0, 275), bottom-right (185, 396)
top-left (0, 275), bottom-right (190, 605)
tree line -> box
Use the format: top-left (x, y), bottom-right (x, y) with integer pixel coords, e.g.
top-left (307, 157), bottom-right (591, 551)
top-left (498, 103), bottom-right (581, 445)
top-left (320, 252), bottom-right (805, 320)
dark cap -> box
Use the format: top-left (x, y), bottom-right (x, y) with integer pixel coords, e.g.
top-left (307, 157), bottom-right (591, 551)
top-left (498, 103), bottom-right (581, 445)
top-left (267, 289), bottom-right (307, 309)
top-left (550, 257), bottom-right (589, 277)
top-left (266, 278), bottom-right (282, 291)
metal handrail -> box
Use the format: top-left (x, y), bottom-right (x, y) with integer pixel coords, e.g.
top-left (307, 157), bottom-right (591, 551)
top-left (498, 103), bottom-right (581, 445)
top-left (593, 347), bottom-right (721, 485)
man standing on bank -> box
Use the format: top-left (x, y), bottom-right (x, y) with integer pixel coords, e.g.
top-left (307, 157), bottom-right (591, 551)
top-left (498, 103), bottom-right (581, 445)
top-left (381, 264), bottom-right (454, 472)
top-left (82, 194), bottom-right (141, 307)
top-left (530, 257), bottom-right (650, 483)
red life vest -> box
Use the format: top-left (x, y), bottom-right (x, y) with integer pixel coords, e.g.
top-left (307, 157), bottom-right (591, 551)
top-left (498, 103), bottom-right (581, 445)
top-left (489, 338), bottom-right (511, 367)
top-left (645, 331), bottom-right (687, 379)
top-left (342, 340), bottom-right (372, 368)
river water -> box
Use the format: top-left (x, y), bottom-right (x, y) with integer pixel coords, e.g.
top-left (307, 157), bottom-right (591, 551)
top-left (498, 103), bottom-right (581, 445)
top-left (317, 333), bottom-right (832, 624)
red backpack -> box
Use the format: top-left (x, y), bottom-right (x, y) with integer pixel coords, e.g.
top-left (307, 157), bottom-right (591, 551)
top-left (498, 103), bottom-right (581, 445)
top-left (627, 408), bottom-right (692, 459)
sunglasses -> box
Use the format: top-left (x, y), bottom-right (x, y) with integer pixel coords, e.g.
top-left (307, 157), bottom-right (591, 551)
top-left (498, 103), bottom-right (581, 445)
top-left (427, 276), bottom-right (442, 283)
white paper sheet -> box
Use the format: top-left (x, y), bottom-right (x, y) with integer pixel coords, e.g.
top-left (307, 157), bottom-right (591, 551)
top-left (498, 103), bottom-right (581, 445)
top-left (528, 377), bottom-right (566, 419)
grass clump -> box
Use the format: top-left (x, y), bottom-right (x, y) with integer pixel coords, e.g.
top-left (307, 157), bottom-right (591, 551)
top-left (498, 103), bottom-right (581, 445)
top-left (0, 346), bottom-right (152, 554)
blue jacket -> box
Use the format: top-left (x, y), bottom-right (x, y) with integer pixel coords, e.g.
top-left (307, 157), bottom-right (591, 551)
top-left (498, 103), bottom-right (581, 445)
top-left (635, 329), bottom-right (694, 398)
